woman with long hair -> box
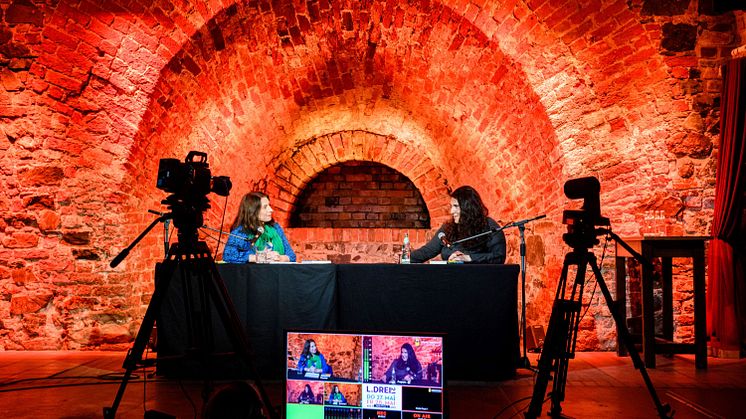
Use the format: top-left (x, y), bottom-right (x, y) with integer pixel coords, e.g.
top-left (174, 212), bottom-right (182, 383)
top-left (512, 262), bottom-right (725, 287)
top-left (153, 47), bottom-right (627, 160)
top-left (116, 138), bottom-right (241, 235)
top-left (385, 343), bottom-right (423, 384)
top-left (297, 339), bottom-right (332, 375)
top-left (410, 185), bottom-right (506, 263)
top-left (222, 192), bottom-right (296, 263)
top-left (327, 385), bottom-right (347, 405)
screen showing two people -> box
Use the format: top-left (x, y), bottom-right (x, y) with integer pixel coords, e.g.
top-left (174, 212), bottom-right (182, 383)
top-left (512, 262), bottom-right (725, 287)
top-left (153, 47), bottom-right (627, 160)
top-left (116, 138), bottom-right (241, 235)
top-left (286, 332), bottom-right (444, 419)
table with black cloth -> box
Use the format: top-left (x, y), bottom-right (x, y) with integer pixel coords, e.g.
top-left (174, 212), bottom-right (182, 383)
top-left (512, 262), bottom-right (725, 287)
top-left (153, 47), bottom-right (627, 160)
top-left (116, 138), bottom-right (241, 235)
top-left (156, 263), bottom-right (519, 381)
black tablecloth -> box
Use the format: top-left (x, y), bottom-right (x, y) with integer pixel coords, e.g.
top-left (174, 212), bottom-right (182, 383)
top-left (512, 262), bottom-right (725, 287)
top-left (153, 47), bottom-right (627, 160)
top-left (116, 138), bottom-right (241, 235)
top-left (156, 263), bottom-right (519, 381)
top-left (337, 264), bottom-right (519, 381)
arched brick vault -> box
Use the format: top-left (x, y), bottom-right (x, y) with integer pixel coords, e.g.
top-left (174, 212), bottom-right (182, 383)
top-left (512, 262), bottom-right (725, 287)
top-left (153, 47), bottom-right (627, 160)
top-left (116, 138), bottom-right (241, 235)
top-left (115, 0), bottom-right (681, 347)
top-left (2, 0), bottom-right (721, 349)
top-left (125, 0), bottom-right (569, 223)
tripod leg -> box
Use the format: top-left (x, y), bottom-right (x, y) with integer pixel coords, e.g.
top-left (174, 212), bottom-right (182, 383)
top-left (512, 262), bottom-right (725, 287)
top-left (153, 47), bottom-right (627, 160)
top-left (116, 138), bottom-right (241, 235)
top-left (200, 255), bottom-right (279, 419)
top-left (587, 257), bottom-right (672, 419)
top-left (526, 251), bottom-right (592, 418)
top-left (549, 252), bottom-right (588, 417)
top-left (104, 261), bottom-right (179, 419)
top-left (526, 252), bottom-right (581, 418)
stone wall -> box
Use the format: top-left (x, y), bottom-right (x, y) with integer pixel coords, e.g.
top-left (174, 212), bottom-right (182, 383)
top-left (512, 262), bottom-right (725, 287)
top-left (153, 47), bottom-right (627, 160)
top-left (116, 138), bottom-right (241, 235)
top-left (1, 0), bottom-right (740, 351)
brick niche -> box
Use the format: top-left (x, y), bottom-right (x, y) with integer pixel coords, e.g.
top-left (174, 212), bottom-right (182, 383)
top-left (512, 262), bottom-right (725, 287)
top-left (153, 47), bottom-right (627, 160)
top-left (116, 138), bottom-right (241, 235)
top-left (290, 161), bottom-right (430, 229)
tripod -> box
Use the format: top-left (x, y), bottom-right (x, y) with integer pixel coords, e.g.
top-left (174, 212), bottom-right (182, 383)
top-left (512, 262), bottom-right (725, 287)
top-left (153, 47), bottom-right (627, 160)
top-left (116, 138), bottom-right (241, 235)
top-left (104, 215), bottom-right (278, 419)
top-left (525, 230), bottom-right (672, 418)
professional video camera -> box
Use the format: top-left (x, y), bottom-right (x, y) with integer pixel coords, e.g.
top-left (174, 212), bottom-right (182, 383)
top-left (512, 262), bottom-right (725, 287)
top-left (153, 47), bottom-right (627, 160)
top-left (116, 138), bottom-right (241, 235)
top-left (156, 151), bottom-right (232, 244)
top-left (561, 176), bottom-right (610, 249)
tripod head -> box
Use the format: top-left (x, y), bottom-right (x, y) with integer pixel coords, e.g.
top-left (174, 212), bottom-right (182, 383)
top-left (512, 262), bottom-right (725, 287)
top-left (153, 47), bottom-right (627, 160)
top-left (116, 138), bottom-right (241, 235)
top-left (561, 176), bottom-right (610, 250)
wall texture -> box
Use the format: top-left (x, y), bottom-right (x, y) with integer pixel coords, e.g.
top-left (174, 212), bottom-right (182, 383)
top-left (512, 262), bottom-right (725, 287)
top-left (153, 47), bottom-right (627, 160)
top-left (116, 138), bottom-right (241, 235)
top-left (0, 0), bottom-right (742, 350)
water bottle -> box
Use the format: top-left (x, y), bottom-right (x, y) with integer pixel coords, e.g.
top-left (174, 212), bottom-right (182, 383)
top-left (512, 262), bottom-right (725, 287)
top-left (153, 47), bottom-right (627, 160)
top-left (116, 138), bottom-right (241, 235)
top-left (400, 233), bottom-right (411, 264)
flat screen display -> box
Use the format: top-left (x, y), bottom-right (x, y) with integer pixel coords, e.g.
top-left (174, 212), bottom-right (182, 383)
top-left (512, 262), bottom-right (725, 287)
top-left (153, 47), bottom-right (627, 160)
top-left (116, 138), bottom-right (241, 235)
top-left (285, 331), bottom-right (444, 419)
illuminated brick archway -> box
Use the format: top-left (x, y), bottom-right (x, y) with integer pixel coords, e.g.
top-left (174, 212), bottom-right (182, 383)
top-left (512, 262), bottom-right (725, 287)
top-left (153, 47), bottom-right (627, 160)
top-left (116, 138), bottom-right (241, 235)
top-left (265, 130), bottom-right (451, 227)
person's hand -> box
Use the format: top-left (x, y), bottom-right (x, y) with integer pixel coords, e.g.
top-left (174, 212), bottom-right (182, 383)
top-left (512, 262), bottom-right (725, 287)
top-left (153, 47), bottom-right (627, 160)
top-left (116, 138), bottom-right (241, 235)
top-left (265, 250), bottom-right (281, 262)
top-left (448, 251), bottom-right (472, 262)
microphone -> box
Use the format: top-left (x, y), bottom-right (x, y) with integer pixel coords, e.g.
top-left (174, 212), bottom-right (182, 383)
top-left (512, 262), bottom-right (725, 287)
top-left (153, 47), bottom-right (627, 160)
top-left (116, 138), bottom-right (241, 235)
top-left (437, 232), bottom-right (451, 248)
top-left (251, 226), bottom-right (265, 246)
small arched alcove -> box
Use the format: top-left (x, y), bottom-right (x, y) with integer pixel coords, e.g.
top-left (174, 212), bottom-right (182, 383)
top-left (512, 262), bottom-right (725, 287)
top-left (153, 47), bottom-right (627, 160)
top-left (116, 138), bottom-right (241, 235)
top-left (289, 161), bottom-right (431, 229)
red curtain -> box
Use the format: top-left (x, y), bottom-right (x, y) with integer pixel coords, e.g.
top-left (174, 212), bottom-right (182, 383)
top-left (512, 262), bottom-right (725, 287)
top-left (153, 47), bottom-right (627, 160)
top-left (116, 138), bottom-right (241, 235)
top-left (707, 57), bottom-right (746, 352)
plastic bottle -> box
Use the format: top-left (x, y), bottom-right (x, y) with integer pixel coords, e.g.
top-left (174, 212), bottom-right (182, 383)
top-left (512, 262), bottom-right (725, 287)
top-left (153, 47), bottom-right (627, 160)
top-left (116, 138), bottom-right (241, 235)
top-left (400, 233), bottom-right (411, 264)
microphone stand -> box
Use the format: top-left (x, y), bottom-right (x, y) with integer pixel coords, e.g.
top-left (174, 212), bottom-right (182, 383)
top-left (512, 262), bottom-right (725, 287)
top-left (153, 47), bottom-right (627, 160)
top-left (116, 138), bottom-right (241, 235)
top-left (200, 225), bottom-right (260, 247)
top-left (450, 214), bottom-right (546, 372)
top-left (448, 214), bottom-right (547, 372)
top-left (509, 214), bottom-right (546, 372)
top-left (451, 223), bottom-right (511, 245)
top-left (200, 225), bottom-right (264, 262)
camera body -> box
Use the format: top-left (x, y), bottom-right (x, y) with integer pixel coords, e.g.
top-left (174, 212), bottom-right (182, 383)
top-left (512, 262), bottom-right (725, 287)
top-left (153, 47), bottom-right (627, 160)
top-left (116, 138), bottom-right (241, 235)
top-left (156, 151), bottom-right (232, 244)
top-left (157, 151), bottom-right (231, 198)
top-left (561, 177), bottom-right (609, 249)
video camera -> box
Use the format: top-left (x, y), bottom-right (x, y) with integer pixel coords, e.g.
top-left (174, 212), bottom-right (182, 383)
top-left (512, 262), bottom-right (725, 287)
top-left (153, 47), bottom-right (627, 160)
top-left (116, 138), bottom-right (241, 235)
top-left (157, 151), bottom-right (231, 198)
top-left (561, 176), bottom-right (610, 249)
top-left (157, 151), bottom-right (232, 244)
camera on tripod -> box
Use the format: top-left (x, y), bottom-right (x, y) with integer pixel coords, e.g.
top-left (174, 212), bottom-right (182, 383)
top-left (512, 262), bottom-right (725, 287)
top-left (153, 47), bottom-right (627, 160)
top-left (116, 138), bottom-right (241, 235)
top-left (561, 176), bottom-right (610, 249)
top-left (106, 151), bottom-right (278, 419)
top-left (156, 151), bottom-right (232, 244)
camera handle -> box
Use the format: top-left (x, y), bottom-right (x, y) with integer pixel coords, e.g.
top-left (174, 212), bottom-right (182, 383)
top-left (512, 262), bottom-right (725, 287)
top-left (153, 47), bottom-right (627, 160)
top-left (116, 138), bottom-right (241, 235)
top-left (110, 212), bottom-right (172, 268)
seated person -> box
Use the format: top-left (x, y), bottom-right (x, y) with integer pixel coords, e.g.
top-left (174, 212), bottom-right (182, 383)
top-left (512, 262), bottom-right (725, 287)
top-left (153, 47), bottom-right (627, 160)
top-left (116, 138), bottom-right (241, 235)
top-left (385, 343), bottom-right (422, 384)
top-left (222, 192), bottom-right (296, 263)
top-left (297, 339), bottom-right (333, 376)
top-left (327, 385), bottom-right (347, 405)
top-left (297, 384), bottom-right (316, 404)
top-left (411, 185), bottom-right (506, 263)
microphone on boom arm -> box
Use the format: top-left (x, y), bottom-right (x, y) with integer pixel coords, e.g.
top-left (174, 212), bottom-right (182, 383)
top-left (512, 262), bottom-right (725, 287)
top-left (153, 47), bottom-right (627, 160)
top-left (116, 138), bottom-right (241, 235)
top-left (437, 232), bottom-right (452, 248)
top-left (201, 225), bottom-right (264, 247)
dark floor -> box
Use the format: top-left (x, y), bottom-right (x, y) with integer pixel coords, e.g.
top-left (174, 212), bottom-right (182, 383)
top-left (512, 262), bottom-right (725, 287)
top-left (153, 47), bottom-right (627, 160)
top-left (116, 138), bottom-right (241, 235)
top-left (0, 351), bottom-right (743, 418)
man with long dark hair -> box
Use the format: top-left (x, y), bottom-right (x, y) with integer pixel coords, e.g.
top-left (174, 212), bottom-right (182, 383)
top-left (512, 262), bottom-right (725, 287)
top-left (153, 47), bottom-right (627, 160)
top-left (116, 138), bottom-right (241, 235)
top-left (410, 186), bottom-right (506, 263)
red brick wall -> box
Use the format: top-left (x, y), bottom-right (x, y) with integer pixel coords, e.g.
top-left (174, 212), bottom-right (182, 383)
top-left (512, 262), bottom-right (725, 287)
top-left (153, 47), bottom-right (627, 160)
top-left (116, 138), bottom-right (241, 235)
top-left (290, 161), bottom-right (430, 229)
top-left (1, 0), bottom-right (738, 351)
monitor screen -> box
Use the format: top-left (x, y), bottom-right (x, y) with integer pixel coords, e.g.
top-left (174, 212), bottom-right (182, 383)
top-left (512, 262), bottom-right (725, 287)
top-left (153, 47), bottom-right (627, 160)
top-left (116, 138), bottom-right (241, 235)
top-left (285, 331), bottom-right (444, 419)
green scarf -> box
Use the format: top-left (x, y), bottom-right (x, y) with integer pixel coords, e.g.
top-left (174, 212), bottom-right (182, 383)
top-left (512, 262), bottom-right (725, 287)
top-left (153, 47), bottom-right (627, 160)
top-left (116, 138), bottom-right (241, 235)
top-left (306, 354), bottom-right (322, 369)
top-left (253, 224), bottom-right (285, 254)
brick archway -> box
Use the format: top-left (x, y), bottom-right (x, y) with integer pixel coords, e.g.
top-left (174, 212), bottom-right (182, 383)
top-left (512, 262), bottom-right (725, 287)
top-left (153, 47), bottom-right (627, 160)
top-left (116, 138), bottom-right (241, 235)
top-left (265, 130), bottom-right (452, 228)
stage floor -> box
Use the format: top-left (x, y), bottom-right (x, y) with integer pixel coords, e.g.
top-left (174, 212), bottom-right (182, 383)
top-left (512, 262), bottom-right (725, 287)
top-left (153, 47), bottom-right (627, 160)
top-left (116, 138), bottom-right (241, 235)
top-left (0, 351), bottom-right (744, 418)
